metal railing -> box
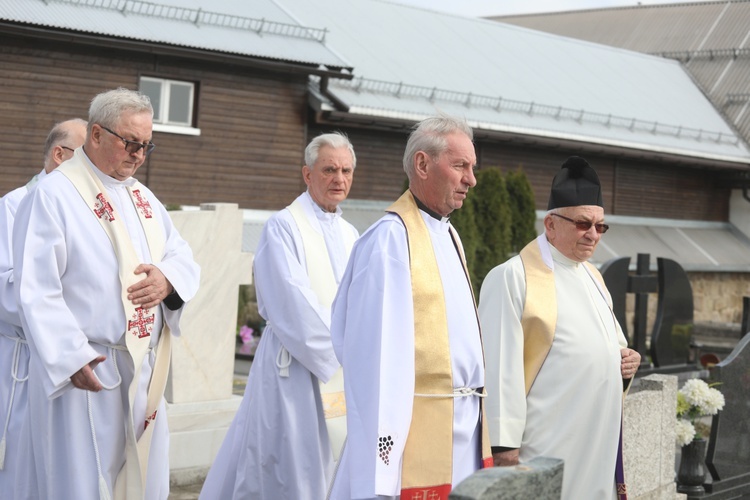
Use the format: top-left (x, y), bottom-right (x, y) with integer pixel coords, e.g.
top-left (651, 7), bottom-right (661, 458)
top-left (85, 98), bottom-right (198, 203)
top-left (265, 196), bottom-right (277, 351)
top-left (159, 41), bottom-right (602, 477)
top-left (332, 76), bottom-right (740, 145)
top-left (44, 0), bottom-right (328, 42)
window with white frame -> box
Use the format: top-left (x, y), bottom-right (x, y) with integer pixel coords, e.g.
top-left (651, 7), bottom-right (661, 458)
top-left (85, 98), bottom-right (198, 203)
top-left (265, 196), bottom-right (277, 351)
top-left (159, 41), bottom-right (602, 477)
top-left (139, 77), bottom-right (200, 135)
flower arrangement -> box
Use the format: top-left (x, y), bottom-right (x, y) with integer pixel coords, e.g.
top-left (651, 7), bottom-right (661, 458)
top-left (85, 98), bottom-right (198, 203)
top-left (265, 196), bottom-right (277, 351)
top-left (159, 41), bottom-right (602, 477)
top-left (675, 378), bottom-right (725, 446)
top-left (238, 325), bottom-right (254, 344)
top-left (237, 324), bottom-right (261, 356)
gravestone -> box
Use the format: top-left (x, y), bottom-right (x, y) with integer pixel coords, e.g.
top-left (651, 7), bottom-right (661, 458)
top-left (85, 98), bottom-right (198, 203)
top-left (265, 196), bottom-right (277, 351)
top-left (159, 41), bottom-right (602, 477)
top-left (166, 203), bottom-right (253, 484)
top-left (650, 258), bottom-right (694, 367)
top-left (701, 333), bottom-right (750, 498)
top-left (449, 457), bottom-right (563, 500)
top-left (600, 254), bottom-right (694, 370)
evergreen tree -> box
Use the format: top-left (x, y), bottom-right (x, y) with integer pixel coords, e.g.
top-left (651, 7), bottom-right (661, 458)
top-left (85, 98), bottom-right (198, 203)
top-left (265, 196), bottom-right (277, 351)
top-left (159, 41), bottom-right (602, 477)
top-left (505, 167), bottom-right (538, 253)
top-left (449, 188), bottom-right (480, 290)
top-left (472, 168), bottom-right (512, 292)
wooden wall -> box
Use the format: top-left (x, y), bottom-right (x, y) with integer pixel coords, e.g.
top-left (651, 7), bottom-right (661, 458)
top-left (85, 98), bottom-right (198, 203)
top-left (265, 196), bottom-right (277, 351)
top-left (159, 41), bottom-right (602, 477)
top-left (313, 124), bottom-right (730, 222)
top-left (0, 31), bottom-right (731, 221)
top-left (0, 33), bottom-right (309, 210)
top-left (478, 142), bottom-right (729, 221)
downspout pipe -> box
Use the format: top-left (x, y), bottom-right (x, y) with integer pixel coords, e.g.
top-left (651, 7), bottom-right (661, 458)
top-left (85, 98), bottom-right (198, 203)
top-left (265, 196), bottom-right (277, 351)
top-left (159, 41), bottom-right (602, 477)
top-left (320, 76), bottom-right (350, 112)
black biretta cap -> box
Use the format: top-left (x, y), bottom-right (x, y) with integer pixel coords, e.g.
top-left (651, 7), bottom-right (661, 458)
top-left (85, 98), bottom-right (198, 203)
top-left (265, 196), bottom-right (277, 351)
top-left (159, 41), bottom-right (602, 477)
top-left (547, 156), bottom-right (603, 210)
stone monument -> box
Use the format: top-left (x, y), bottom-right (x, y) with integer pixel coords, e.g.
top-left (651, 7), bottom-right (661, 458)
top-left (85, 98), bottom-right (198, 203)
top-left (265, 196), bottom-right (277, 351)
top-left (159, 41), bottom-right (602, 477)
top-left (166, 203), bottom-right (253, 485)
top-left (449, 457), bottom-right (564, 500)
top-left (701, 333), bottom-right (750, 498)
top-left (600, 254), bottom-right (694, 371)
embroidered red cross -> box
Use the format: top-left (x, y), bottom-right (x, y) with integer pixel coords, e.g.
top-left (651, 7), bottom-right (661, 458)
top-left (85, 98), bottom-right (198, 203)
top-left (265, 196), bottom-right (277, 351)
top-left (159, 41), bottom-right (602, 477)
top-left (131, 189), bottom-right (153, 219)
top-left (128, 307), bottom-right (154, 339)
top-left (407, 490), bottom-right (445, 500)
top-left (402, 486), bottom-right (451, 500)
top-left (93, 193), bottom-right (115, 222)
top-left (144, 410), bottom-right (157, 429)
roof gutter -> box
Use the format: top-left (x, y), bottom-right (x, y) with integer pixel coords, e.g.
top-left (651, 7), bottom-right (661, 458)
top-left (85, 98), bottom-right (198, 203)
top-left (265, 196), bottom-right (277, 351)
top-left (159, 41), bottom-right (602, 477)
top-left (0, 22), bottom-right (355, 80)
top-left (311, 106), bottom-right (750, 170)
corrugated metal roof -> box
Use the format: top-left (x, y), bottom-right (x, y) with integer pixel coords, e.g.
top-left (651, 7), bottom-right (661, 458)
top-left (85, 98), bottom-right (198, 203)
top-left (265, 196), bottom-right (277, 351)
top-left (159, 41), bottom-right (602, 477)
top-left (3, 0), bottom-right (748, 164)
top-left (532, 212), bottom-right (750, 271)
top-left (0, 0), bottom-right (351, 70)
top-left (493, 0), bottom-right (750, 165)
top-left (239, 203), bottom-right (750, 271)
top-left (276, 0), bottom-right (750, 164)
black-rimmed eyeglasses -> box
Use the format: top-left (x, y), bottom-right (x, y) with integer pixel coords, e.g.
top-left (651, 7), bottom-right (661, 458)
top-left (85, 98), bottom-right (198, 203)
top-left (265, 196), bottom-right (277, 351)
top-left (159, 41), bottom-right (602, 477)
top-left (100, 125), bottom-right (155, 156)
top-left (551, 213), bottom-right (609, 234)
top-left (60, 146), bottom-right (75, 153)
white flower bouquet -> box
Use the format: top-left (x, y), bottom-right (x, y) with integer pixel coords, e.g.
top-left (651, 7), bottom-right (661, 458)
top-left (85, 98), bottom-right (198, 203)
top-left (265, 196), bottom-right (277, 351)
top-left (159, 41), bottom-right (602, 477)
top-left (675, 378), bottom-right (725, 446)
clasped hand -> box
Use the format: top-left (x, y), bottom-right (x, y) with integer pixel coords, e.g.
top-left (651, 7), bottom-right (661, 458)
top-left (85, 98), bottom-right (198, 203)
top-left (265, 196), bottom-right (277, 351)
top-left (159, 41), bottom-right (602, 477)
top-left (71, 264), bottom-right (173, 390)
top-left (620, 348), bottom-right (641, 379)
top-left (127, 263), bottom-right (173, 310)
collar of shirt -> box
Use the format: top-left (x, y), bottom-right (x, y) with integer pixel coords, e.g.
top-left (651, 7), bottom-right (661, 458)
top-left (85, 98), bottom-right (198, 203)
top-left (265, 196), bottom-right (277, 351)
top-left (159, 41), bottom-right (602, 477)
top-left (411, 191), bottom-right (449, 223)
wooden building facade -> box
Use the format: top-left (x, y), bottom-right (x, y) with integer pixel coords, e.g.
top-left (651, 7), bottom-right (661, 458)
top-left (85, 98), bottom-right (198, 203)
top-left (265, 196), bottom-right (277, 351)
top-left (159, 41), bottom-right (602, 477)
top-left (0, 22), bottom-right (739, 223)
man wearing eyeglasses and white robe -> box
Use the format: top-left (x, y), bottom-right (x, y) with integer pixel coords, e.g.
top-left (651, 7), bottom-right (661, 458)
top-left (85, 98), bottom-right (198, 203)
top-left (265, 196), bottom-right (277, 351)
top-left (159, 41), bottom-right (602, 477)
top-left (0, 118), bottom-right (86, 498)
top-left (13, 88), bottom-right (200, 500)
top-left (478, 156), bottom-right (641, 500)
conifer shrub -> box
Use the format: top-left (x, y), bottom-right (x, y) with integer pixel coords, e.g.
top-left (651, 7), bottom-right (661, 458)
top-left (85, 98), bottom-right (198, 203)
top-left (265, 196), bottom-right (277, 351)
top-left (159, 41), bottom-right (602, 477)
top-left (471, 168), bottom-right (512, 292)
top-left (505, 167), bottom-right (538, 253)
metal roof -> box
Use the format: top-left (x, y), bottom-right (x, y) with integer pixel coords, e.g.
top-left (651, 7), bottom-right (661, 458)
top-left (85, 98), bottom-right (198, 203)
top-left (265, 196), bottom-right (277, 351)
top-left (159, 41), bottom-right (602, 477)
top-left (277, 0), bottom-right (750, 165)
top-left (492, 0), bottom-right (750, 164)
top-left (0, 0), bottom-right (352, 71)
top-left (238, 203), bottom-right (750, 272)
top-left (535, 211), bottom-right (750, 271)
top-left (3, 0), bottom-right (749, 164)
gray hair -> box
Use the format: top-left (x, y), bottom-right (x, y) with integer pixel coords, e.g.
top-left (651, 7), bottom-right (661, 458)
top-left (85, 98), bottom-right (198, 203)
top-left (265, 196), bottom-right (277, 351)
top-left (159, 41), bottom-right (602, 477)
top-left (88, 87), bottom-right (153, 134)
top-left (304, 132), bottom-right (356, 169)
top-left (43, 118), bottom-right (88, 164)
top-left (402, 114), bottom-right (473, 179)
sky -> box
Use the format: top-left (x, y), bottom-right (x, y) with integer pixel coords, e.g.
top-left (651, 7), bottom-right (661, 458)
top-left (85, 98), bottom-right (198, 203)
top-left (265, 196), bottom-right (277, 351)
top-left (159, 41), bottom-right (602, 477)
top-left (393, 0), bottom-right (709, 17)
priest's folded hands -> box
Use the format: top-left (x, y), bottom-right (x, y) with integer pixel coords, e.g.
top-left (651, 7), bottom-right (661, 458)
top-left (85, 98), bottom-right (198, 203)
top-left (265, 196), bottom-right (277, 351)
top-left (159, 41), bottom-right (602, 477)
top-left (126, 263), bottom-right (174, 309)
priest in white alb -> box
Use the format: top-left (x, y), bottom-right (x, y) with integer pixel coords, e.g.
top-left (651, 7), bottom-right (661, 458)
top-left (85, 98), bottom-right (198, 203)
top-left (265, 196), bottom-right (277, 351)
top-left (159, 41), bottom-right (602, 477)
top-left (327, 115), bottom-right (493, 500)
top-left (0, 118), bottom-right (86, 498)
top-left (13, 88), bottom-right (200, 500)
top-left (200, 133), bottom-right (358, 500)
top-left (478, 157), bottom-right (641, 500)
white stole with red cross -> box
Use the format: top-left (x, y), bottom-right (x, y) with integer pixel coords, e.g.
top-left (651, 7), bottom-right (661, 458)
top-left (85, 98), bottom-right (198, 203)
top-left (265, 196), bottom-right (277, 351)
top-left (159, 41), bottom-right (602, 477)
top-left (58, 149), bottom-right (171, 500)
top-left (287, 194), bottom-right (354, 461)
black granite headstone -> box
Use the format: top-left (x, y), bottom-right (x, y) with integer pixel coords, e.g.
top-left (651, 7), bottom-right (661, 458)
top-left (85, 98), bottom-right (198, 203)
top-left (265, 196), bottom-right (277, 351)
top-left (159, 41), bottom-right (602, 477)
top-left (600, 256), bottom-right (631, 343)
top-left (702, 334), bottom-right (750, 497)
top-left (601, 254), bottom-right (692, 369)
top-left (650, 257), bottom-right (693, 367)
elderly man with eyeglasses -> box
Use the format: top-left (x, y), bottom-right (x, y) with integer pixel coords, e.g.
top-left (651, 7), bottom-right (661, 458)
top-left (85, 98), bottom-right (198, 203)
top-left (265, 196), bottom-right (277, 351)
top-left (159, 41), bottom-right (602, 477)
top-left (478, 156), bottom-right (641, 500)
top-left (12, 87), bottom-right (200, 500)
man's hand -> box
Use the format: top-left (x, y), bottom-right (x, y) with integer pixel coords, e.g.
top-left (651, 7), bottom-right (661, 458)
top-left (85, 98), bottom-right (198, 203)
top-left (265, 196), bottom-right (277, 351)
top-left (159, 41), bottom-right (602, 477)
top-left (493, 449), bottom-right (520, 467)
top-left (70, 355), bottom-right (106, 392)
top-left (621, 348), bottom-right (641, 379)
top-left (127, 264), bottom-right (173, 309)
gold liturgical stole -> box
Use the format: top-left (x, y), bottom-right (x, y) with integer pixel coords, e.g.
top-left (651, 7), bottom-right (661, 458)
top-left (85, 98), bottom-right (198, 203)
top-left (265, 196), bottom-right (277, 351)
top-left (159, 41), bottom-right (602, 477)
top-left (519, 234), bottom-right (626, 394)
top-left (287, 195), bottom-right (355, 461)
top-left (387, 191), bottom-right (492, 499)
top-left (60, 150), bottom-right (171, 500)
